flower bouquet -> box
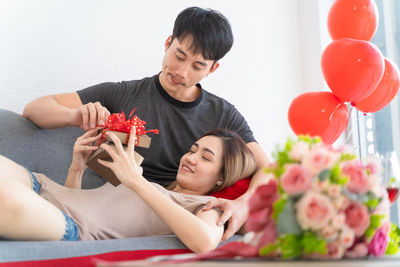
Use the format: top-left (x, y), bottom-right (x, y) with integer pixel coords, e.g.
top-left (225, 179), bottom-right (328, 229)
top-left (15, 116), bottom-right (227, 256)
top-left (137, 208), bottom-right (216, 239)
top-left (244, 136), bottom-right (400, 259)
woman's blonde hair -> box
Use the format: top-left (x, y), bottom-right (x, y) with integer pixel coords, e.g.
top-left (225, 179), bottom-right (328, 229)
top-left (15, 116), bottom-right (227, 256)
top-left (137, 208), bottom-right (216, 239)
top-left (169, 129), bottom-right (257, 194)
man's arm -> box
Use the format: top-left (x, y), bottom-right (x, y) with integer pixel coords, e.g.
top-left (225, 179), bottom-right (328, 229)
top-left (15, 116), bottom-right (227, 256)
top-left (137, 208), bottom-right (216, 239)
top-left (203, 141), bottom-right (271, 241)
top-left (23, 92), bottom-right (109, 130)
top-left (22, 93), bottom-right (81, 128)
top-left (239, 142), bottom-right (271, 199)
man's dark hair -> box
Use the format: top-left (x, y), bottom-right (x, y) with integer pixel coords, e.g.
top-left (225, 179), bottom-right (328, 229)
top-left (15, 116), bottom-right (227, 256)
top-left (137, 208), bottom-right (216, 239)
top-left (172, 7), bottom-right (234, 61)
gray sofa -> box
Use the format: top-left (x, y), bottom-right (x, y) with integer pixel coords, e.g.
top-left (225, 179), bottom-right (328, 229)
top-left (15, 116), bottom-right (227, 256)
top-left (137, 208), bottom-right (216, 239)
top-left (0, 108), bottom-right (237, 263)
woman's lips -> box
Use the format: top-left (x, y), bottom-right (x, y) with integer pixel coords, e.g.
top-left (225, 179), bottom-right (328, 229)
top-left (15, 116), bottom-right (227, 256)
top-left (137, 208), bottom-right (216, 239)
top-left (182, 164), bottom-right (194, 173)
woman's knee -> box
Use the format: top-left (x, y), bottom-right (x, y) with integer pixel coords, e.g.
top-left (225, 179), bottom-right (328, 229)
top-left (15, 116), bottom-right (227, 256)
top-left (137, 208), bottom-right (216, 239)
top-left (0, 157), bottom-right (33, 188)
top-left (0, 181), bottom-right (26, 215)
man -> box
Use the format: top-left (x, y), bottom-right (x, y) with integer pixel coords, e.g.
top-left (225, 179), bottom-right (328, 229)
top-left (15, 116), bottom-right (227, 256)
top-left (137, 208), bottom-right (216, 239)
top-left (23, 7), bottom-right (270, 241)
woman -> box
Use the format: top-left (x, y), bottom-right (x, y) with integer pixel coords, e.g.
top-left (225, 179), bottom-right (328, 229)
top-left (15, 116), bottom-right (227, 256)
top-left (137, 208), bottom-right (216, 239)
top-left (0, 128), bottom-right (255, 253)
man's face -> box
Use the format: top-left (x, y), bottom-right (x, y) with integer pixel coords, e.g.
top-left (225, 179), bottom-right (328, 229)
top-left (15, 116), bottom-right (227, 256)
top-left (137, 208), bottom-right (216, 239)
top-left (159, 35), bottom-right (219, 100)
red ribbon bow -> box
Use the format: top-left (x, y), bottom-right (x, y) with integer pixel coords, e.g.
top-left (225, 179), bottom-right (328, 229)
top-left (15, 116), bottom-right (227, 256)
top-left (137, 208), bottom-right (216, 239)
top-left (100, 108), bottom-right (159, 143)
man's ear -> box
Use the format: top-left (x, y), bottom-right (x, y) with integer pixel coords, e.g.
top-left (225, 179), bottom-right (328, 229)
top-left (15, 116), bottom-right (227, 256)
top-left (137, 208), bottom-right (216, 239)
top-left (208, 61), bottom-right (220, 74)
top-left (165, 35), bottom-right (172, 52)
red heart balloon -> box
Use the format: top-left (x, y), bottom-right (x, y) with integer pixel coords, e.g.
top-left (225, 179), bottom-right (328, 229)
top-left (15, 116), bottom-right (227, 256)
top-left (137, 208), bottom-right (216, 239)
top-left (288, 91), bottom-right (349, 145)
top-left (355, 58), bottom-right (400, 113)
top-left (328, 0), bottom-right (378, 41)
top-left (321, 38), bottom-right (384, 103)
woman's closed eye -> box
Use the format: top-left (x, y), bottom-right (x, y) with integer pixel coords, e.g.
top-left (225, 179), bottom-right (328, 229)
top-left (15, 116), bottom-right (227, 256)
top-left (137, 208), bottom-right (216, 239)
top-left (202, 156), bottom-right (210, 161)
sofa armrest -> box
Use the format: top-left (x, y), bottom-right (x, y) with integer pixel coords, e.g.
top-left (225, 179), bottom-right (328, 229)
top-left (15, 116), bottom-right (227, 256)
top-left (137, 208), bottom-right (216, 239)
top-left (0, 108), bottom-right (105, 188)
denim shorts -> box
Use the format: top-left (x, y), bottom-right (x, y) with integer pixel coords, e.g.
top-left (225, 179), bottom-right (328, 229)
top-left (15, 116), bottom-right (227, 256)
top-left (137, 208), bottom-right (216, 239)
top-left (27, 170), bottom-right (79, 241)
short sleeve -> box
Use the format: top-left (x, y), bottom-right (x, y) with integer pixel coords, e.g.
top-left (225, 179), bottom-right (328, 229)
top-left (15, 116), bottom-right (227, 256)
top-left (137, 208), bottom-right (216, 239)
top-left (228, 107), bottom-right (257, 144)
top-left (77, 81), bottom-right (128, 114)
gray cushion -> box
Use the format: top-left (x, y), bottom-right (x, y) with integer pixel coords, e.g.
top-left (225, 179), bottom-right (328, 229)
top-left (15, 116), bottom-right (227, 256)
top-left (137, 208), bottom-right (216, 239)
top-left (0, 108), bottom-right (105, 188)
top-left (0, 235), bottom-right (186, 262)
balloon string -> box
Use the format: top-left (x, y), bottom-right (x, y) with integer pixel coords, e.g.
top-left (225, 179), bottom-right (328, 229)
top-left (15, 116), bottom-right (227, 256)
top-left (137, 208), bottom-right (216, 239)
top-left (355, 108), bottom-right (363, 162)
top-left (343, 105), bottom-right (354, 145)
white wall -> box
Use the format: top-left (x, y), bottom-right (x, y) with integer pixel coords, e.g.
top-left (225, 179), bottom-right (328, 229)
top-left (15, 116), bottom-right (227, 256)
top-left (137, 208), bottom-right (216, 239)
top-left (0, 0), bottom-right (326, 156)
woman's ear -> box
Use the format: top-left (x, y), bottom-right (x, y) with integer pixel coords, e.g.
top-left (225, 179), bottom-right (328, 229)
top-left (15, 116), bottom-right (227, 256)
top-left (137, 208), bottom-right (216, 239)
top-left (216, 178), bottom-right (223, 186)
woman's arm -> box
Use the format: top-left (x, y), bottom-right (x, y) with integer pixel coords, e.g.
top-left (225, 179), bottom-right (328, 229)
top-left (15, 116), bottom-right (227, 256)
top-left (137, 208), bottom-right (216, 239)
top-left (128, 179), bottom-right (224, 253)
top-left (97, 130), bottom-right (224, 253)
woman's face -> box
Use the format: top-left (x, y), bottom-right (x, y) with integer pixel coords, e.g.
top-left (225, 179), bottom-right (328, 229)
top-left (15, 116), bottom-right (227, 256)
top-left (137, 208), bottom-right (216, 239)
top-left (176, 135), bottom-right (224, 195)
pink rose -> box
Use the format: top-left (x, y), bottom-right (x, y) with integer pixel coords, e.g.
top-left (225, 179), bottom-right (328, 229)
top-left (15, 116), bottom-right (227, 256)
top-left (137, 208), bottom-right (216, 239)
top-left (296, 191), bottom-right (335, 230)
top-left (368, 222), bottom-right (390, 257)
top-left (289, 141), bottom-right (309, 161)
top-left (320, 225), bottom-right (338, 241)
top-left (345, 242), bottom-right (368, 258)
top-left (342, 161), bottom-right (371, 194)
top-left (339, 228), bottom-right (355, 248)
top-left (344, 201), bottom-right (370, 237)
top-left (365, 159), bottom-right (381, 175)
top-left (281, 164), bottom-right (312, 195)
top-left (332, 213), bottom-right (346, 229)
top-left (327, 184), bottom-right (341, 198)
top-left (302, 147), bottom-right (338, 175)
top-left (333, 195), bottom-right (350, 211)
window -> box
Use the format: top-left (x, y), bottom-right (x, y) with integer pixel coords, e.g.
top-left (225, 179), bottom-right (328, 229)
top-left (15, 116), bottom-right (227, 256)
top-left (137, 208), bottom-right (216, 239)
top-left (351, 0), bottom-right (400, 224)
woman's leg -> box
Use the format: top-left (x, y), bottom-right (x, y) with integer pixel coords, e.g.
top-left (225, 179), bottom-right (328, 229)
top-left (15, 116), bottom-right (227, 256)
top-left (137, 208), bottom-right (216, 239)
top-left (0, 155), bottom-right (32, 188)
top-left (0, 179), bottom-right (66, 240)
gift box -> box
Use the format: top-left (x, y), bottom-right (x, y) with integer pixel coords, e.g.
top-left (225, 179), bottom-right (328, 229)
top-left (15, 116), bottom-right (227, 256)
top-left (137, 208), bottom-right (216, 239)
top-left (86, 142), bottom-right (145, 186)
top-left (86, 110), bottom-right (159, 186)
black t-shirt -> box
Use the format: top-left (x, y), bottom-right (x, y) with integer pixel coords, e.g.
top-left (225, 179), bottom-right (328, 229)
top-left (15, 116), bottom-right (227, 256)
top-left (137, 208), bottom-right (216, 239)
top-left (77, 74), bottom-right (256, 186)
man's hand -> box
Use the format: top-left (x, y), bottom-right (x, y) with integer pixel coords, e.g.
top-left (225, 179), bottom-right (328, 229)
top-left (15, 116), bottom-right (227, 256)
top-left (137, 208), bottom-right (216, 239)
top-left (70, 102), bottom-right (110, 130)
top-left (202, 198), bottom-right (249, 241)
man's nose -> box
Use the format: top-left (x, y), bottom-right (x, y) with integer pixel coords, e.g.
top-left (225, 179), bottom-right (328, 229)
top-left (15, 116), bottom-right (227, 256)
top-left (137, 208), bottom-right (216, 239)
top-left (177, 62), bottom-right (191, 78)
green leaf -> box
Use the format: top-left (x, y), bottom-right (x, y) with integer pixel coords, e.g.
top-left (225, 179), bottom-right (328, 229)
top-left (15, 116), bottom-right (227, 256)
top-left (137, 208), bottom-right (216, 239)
top-left (279, 234), bottom-right (302, 259)
top-left (364, 214), bottom-right (385, 240)
top-left (284, 137), bottom-right (296, 152)
top-left (276, 198), bottom-right (302, 235)
top-left (259, 243), bottom-right (280, 256)
top-left (298, 135), bottom-right (321, 145)
top-left (363, 192), bottom-right (382, 211)
top-left (330, 164), bottom-right (349, 185)
top-left (364, 198), bottom-right (382, 211)
top-left (386, 223), bottom-right (400, 255)
top-left (340, 152), bottom-right (357, 162)
top-left (301, 232), bottom-right (327, 255)
top-left (318, 169), bottom-right (331, 182)
top-left (388, 177), bottom-right (397, 187)
top-left (272, 197), bottom-right (287, 221)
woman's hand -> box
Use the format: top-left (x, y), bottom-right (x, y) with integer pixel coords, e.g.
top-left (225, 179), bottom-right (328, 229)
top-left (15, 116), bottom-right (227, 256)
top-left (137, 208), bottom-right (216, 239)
top-left (66, 127), bottom-right (103, 188)
top-left (70, 127), bottom-right (103, 173)
top-left (97, 127), bottom-right (144, 188)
